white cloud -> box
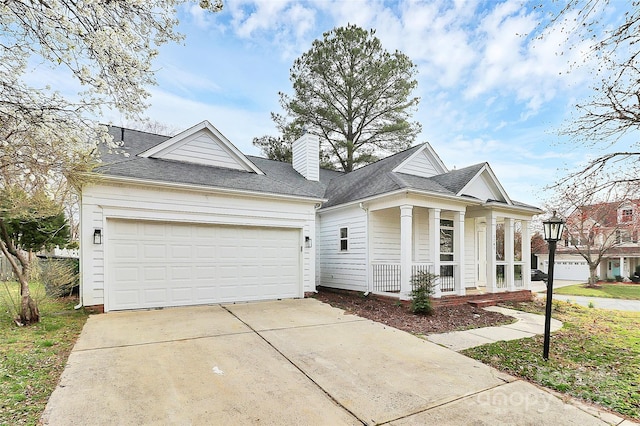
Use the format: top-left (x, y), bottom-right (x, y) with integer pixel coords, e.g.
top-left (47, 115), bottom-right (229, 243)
top-left (155, 62), bottom-right (221, 97)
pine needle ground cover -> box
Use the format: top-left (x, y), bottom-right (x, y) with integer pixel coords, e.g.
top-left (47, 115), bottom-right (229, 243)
top-left (463, 300), bottom-right (640, 420)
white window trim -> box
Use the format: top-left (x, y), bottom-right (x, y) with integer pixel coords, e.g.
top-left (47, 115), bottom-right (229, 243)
top-left (339, 226), bottom-right (349, 252)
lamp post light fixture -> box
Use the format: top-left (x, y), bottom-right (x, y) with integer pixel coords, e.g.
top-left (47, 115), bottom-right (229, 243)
top-left (542, 210), bottom-right (565, 361)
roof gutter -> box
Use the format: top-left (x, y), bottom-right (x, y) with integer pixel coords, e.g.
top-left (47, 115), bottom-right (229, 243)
top-left (482, 200), bottom-right (543, 214)
top-left (318, 188), bottom-right (483, 213)
top-left (90, 174), bottom-right (328, 204)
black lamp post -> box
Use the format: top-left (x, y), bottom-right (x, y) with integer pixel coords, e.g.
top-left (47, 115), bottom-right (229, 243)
top-left (542, 210), bottom-right (565, 361)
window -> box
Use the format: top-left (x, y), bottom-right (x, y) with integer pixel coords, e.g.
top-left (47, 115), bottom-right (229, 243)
top-left (622, 209), bottom-right (633, 222)
top-left (339, 227), bottom-right (348, 251)
top-left (440, 219), bottom-right (454, 261)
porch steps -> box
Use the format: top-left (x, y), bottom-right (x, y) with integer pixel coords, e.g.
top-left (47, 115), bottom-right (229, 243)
top-left (467, 299), bottom-right (501, 308)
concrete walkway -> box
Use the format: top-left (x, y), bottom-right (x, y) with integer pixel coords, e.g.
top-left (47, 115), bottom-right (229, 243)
top-left (427, 306), bottom-right (563, 351)
top-left (550, 295), bottom-right (640, 312)
top-left (42, 299), bottom-right (635, 426)
top-left (530, 280), bottom-right (640, 311)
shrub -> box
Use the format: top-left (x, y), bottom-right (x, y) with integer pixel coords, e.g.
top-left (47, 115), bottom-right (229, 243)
top-left (36, 258), bottom-right (79, 297)
top-left (615, 275), bottom-right (623, 282)
top-left (410, 271), bottom-right (437, 315)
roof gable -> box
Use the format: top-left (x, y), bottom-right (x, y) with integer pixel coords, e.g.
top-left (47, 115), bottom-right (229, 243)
top-left (138, 121), bottom-right (264, 174)
top-left (458, 164), bottom-right (512, 204)
top-left (392, 143), bottom-right (448, 177)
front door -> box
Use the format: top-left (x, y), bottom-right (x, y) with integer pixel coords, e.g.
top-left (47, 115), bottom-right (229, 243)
top-left (610, 260), bottom-right (620, 278)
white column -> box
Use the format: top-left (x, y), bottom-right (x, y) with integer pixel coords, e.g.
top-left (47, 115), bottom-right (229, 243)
top-left (619, 256), bottom-right (625, 280)
top-left (522, 220), bottom-right (531, 290)
top-left (486, 212), bottom-right (497, 292)
top-left (429, 208), bottom-right (441, 298)
top-left (505, 218), bottom-right (515, 291)
top-left (400, 205), bottom-right (413, 300)
top-left (454, 211), bottom-right (466, 295)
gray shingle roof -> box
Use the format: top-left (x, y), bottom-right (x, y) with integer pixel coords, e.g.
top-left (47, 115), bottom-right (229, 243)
top-left (97, 127), bottom-right (331, 199)
top-left (321, 146), bottom-right (489, 208)
top-left (97, 127), bottom-right (538, 211)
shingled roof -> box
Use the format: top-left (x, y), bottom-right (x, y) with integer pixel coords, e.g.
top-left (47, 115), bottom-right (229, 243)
top-left (97, 127), bottom-right (333, 200)
top-left (96, 126), bottom-right (537, 211)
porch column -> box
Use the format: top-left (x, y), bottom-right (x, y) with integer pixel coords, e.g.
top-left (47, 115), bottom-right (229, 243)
top-left (619, 256), bottom-right (625, 280)
top-left (505, 218), bottom-right (515, 291)
top-left (454, 211), bottom-right (466, 295)
top-left (429, 208), bottom-right (441, 298)
top-left (400, 205), bottom-right (413, 300)
top-left (522, 220), bottom-right (531, 290)
top-left (486, 212), bottom-right (497, 292)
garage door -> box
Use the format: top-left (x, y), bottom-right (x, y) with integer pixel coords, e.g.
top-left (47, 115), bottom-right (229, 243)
top-left (107, 220), bottom-right (301, 311)
top-left (544, 260), bottom-right (590, 281)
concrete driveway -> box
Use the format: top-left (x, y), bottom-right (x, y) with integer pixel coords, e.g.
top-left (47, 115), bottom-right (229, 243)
top-left (42, 299), bottom-right (622, 425)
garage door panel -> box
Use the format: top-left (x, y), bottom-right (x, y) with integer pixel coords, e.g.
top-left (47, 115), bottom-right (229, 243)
top-left (107, 220), bottom-right (301, 311)
top-left (170, 287), bottom-right (193, 303)
top-left (170, 266), bottom-right (192, 280)
top-left (143, 222), bottom-right (166, 236)
top-left (143, 288), bottom-right (167, 303)
top-left (171, 245), bottom-right (192, 258)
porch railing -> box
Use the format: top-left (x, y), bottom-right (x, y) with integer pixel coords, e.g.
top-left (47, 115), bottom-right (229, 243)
top-left (371, 262), bottom-right (456, 295)
top-left (496, 263), bottom-right (507, 289)
top-left (514, 263), bottom-right (524, 288)
top-left (371, 263), bottom-right (401, 293)
top-left (496, 262), bottom-right (526, 289)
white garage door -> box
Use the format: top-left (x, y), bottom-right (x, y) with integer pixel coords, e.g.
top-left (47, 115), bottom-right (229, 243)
top-left (544, 260), bottom-right (590, 281)
top-left (107, 220), bottom-right (301, 311)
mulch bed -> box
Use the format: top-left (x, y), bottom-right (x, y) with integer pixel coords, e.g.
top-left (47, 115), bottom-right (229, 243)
top-left (310, 288), bottom-right (516, 335)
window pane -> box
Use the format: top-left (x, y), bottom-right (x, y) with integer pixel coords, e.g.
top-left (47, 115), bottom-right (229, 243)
top-left (340, 227), bottom-right (348, 238)
top-left (440, 229), bottom-right (453, 253)
top-left (340, 239), bottom-right (348, 251)
top-left (440, 219), bottom-right (454, 228)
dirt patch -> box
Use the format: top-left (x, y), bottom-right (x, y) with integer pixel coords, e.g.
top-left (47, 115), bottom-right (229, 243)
top-left (311, 288), bottom-right (516, 335)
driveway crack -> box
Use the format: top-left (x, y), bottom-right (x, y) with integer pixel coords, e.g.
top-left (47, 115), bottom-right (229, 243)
top-left (222, 305), bottom-right (367, 425)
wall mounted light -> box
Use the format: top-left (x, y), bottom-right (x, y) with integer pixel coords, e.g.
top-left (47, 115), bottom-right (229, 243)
top-left (93, 228), bottom-right (103, 245)
top-left (304, 236), bottom-right (312, 248)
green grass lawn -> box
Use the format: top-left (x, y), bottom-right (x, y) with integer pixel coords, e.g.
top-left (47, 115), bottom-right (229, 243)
top-left (554, 283), bottom-right (640, 300)
top-left (0, 282), bottom-right (88, 425)
top-left (462, 300), bottom-right (640, 420)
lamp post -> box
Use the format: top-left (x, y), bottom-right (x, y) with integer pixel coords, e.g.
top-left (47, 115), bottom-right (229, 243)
top-left (542, 211), bottom-right (565, 361)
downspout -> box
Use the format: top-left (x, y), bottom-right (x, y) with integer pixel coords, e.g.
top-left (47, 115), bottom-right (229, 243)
top-left (74, 192), bottom-right (83, 310)
top-left (359, 202), bottom-right (370, 296)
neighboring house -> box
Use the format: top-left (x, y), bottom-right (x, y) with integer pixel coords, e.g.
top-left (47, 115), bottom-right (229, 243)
top-left (536, 200), bottom-right (640, 281)
top-left (80, 121), bottom-right (541, 312)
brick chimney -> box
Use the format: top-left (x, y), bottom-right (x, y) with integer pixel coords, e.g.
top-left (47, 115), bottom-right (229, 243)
top-left (292, 132), bottom-right (319, 181)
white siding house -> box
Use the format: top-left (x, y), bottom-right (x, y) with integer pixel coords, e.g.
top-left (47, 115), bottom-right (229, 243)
top-left (80, 120), bottom-right (541, 312)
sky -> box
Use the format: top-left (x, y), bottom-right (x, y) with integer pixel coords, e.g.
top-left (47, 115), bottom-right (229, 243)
top-left (106, 0), bottom-right (626, 208)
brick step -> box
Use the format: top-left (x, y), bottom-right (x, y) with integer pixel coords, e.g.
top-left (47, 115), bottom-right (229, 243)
top-left (467, 299), bottom-right (500, 308)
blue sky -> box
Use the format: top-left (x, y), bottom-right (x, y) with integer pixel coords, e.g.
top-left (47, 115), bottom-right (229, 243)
top-left (108, 0), bottom-right (623, 207)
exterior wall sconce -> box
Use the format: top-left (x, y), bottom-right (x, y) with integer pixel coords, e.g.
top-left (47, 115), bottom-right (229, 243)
top-left (93, 228), bottom-right (103, 245)
top-left (304, 236), bottom-right (312, 248)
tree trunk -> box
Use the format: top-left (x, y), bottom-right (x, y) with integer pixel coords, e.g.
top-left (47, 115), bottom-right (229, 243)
top-left (0, 220), bottom-right (40, 324)
top-left (20, 275), bottom-right (39, 324)
top-left (587, 263), bottom-right (600, 288)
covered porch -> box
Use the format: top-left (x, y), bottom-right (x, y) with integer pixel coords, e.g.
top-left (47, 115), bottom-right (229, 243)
top-left (367, 202), bottom-right (531, 299)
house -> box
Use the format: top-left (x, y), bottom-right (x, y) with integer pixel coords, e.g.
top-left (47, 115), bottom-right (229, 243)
top-left (536, 200), bottom-right (640, 282)
top-left (80, 121), bottom-right (541, 312)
